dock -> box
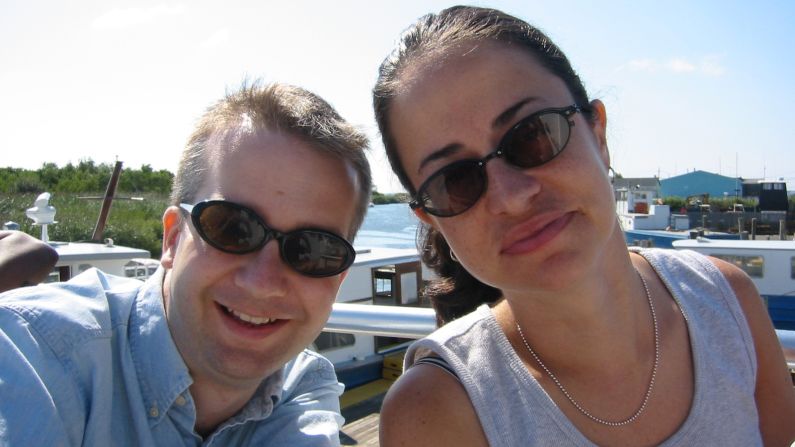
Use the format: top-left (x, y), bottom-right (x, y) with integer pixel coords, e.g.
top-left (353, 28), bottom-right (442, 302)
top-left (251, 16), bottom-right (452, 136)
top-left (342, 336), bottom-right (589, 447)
top-left (339, 350), bottom-right (405, 446)
top-left (340, 379), bottom-right (389, 446)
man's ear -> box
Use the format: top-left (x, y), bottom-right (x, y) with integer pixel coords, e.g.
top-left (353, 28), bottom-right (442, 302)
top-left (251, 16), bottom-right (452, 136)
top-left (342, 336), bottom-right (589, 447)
top-left (589, 99), bottom-right (610, 170)
top-left (161, 206), bottom-right (184, 269)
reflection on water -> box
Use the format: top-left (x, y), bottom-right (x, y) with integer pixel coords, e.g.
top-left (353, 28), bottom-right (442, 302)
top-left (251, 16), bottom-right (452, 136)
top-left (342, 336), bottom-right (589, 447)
top-left (354, 203), bottom-right (419, 249)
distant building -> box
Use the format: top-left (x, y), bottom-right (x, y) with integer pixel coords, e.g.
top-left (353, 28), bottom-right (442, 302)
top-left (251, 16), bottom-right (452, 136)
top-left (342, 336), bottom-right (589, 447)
top-left (743, 179), bottom-right (789, 211)
top-left (660, 170), bottom-right (741, 198)
top-left (612, 177), bottom-right (661, 199)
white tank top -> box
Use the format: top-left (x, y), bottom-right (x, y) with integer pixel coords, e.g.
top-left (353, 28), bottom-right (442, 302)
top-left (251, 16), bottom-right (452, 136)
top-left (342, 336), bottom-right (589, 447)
top-left (405, 248), bottom-right (761, 446)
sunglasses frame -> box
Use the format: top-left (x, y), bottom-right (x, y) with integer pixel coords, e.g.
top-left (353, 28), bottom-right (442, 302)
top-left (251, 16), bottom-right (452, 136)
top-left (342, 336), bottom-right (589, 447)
top-left (179, 200), bottom-right (355, 277)
top-left (410, 104), bottom-right (582, 217)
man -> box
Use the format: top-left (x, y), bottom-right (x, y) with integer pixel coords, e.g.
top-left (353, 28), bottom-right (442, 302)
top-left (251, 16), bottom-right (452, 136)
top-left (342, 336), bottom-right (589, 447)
top-left (0, 230), bottom-right (59, 292)
top-left (0, 82), bottom-right (371, 445)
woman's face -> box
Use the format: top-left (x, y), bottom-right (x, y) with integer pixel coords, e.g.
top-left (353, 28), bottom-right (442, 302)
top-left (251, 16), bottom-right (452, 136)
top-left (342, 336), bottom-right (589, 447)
top-left (389, 41), bottom-right (618, 294)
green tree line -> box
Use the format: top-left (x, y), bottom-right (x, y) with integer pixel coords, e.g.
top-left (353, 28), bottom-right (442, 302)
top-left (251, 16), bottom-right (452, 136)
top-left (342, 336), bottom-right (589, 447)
top-left (371, 190), bottom-right (411, 205)
top-left (0, 160), bottom-right (173, 194)
top-left (1, 160), bottom-right (173, 257)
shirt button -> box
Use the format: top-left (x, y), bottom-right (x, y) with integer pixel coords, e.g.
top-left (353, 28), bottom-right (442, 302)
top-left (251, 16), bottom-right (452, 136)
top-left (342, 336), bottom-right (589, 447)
top-left (175, 395), bottom-right (187, 406)
top-left (149, 406), bottom-right (159, 418)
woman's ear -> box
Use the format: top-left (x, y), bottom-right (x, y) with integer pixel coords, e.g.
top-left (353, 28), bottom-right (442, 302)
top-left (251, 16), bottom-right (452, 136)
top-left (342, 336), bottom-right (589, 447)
top-left (589, 99), bottom-right (610, 170)
top-left (412, 207), bottom-right (435, 226)
top-left (160, 206), bottom-right (184, 269)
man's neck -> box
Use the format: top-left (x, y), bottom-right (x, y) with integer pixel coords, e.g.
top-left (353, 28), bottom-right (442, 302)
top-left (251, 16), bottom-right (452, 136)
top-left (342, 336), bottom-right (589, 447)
top-left (190, 377), bottom-right (260, 437)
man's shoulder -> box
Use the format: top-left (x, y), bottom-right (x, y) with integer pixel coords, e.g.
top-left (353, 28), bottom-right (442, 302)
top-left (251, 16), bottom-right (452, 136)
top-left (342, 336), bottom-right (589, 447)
top-left (284, 349), bottom-right (337, 380)
top-left (0, 268), bottom-right (143, 347)
top-left (281, 349), bottom-right (341, 394)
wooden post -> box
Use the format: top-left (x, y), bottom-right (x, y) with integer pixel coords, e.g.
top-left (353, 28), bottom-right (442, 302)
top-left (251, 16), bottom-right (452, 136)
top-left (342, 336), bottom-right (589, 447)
top-left (91, 161), bottom-right (123, 241)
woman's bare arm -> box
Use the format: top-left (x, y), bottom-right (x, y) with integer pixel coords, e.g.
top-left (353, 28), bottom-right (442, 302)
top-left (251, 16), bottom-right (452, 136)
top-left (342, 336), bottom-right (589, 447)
top-left (710, 257), bottom-right (795, 446)
top-left (379, 363), bottom-right (488, 447)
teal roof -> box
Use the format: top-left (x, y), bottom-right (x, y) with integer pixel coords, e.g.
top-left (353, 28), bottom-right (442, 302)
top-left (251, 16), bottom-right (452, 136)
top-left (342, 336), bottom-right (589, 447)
top-left (660, 170), bottom-right (742, 198)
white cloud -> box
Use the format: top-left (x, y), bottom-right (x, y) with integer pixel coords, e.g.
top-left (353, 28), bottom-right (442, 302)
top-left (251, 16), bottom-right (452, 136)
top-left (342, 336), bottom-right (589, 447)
top-left (667, 58), bottom-right (696, 73)
top-left (699, 55), bottom-right (726, 76)
top-left (200, 29), bottom-right (230, 49)
top-left (93, 4), bottom-right (186, 29)
top-left (621, 55), bottom-right (725, 77)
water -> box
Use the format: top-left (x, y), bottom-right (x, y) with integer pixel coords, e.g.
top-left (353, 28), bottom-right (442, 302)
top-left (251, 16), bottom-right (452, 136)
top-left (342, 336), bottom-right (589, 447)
top-left (353, 203), bottom-right (419, 249)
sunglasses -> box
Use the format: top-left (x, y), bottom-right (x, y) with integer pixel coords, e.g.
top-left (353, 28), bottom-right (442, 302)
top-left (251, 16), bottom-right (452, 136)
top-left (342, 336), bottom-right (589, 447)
top-left (410, 105), bottom-right (581, 217)
top-left (179, 200), bottom-right (355, 277)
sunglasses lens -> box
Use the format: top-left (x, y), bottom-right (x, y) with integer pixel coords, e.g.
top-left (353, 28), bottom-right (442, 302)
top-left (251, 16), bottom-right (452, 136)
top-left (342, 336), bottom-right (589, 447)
top-left (195, 202), bottom-right (266, 253)
top-left (282, 231), bottom-right (354, 277)
top-left (505, 112), bottom-right (571, 168)
top-left (421, 161), bottom-right (487, 217)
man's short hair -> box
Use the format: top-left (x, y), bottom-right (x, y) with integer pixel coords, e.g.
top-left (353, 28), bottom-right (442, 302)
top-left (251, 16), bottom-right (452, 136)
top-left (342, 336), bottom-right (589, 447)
top-left (170, 81), bottom-right (372, 238)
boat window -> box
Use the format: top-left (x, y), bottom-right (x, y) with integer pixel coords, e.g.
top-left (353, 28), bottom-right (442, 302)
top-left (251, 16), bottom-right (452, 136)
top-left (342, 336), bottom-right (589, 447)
top-left (711, 254), bottom-right (764, 278)
top-left (312, 331), bottom-right (356, 352)
top-left (791, 257), bottom-right (795, 279)
top-left (44, 270), bottom-right (62, 283)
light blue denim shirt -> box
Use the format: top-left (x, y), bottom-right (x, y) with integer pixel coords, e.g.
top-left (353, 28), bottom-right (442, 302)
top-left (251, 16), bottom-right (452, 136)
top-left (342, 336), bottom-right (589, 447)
top-left (0, 268), bottom-right (344, 446)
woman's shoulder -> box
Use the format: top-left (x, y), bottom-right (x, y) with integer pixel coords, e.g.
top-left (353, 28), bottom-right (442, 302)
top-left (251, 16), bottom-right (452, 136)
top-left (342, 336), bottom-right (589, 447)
top-left (405, 304), bottom-right (495, 364)
top-left (379, 358), bottom-right (488, 446)
top-left (425, 304), bottom-right (493, 340)
top-left (706, 256), bottom-right (795, 445)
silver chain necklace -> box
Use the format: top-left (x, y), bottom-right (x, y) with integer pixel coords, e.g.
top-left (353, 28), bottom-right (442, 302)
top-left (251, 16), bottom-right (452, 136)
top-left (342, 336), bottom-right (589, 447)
top-left (515, 267), bottom-right (659, 426)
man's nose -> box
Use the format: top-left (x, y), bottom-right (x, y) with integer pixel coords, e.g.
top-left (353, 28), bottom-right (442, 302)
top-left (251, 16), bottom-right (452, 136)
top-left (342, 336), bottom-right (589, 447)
top-left (233, 240), bottom-right (289, 297)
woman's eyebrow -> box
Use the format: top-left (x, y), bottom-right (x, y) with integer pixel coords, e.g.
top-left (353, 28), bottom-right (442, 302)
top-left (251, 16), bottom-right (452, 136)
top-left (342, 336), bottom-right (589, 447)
top-left (492, 97), bottom-right (538, 129)
top-left (417, 97), bottom-right (539, 173)
top-left (417, 143), bottom-right (463, 173)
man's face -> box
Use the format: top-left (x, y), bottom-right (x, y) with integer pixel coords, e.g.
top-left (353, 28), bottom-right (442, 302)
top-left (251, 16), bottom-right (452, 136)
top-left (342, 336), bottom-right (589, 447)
top-left (160, 128), bottom-right (359, 393)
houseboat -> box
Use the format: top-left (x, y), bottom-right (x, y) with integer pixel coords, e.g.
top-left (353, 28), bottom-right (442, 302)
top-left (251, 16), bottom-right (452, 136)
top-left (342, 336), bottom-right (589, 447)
top-left (672, 238), bottom-right (795, 330)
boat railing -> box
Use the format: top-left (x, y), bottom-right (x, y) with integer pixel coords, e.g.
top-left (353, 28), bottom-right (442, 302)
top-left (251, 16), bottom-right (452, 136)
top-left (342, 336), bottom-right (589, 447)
top-left (326, 303), bottom-right (436, 339)
top-left (776, 330), bottom-right (795, 373)
top-left (326, 303), bottom-right (795, 376)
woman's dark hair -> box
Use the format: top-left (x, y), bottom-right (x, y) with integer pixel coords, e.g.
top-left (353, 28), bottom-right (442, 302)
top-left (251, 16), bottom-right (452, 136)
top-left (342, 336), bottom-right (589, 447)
top-left (373, 6), bottom-right (593, 324)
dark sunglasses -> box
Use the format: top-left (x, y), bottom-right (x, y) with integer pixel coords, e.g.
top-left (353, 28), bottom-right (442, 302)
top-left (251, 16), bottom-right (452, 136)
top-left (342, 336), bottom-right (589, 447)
top-left (410, 105), bottom-right (582, 217)
top-left (179, 200), bottom-right (355, 277)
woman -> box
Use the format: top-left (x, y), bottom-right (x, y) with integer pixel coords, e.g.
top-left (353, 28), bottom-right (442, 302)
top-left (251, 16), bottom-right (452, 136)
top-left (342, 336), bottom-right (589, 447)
top-left (373, 6), bottom-right (795, 446)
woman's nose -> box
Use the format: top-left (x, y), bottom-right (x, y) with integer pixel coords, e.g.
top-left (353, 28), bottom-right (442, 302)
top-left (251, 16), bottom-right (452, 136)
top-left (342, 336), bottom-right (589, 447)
top-left (481, 158), bottom-right (542, 216)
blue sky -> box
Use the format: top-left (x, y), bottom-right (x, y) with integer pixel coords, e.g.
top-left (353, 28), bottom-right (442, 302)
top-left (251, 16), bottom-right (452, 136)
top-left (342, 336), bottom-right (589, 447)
top-left (2, 1), bottom-right (793, 193)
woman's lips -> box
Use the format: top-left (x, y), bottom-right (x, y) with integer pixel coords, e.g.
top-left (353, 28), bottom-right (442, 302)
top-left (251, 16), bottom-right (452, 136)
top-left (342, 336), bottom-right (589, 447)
top-left (500, 212), bottom-right (574, 255)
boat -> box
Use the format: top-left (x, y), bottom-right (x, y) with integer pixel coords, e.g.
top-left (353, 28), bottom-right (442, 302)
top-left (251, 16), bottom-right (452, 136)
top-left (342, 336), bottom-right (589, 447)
top-left (315, 245), bottom-right (434, 388)
top-left (20, 192), bottom-right (158, 282)
top-left (672, 238), bottom-right (795, 330)
top-left (616, 186), bottom-right (739, 248)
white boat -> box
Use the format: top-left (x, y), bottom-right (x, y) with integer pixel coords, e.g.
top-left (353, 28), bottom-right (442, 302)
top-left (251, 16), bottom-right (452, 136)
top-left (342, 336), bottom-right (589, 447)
top-left (672, 238), bottom-right (795, 330)
top-left (49, 240), bottom-right (155, 282)
top-left (616, 188), bottom-right (739, 248)
top-left (315, 246), bottom-right (434, 387)
top-left (19, 192), bottom-right (157, 282)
